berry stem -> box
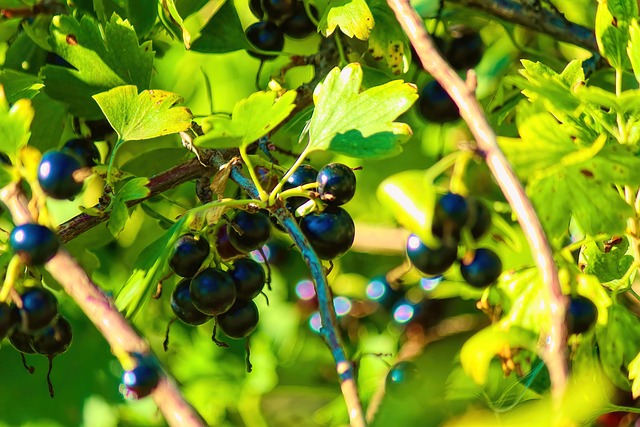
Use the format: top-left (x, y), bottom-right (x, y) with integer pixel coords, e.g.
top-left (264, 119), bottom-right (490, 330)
top-left (268, 145), bottom-right (312, 205)
top-left (0, 255), bottom-right (22, 302)
top-left (240, 144), bottom-right (269, 202)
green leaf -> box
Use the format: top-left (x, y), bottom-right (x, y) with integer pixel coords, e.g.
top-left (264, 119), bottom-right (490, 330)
top-left (0, 164), bottom-right (14, 188)
top-left (0, 94), bottom-right (34, 163)
top-left (629, 351), bottom-right (640, 397)
top-left (117, 177), bottom-right (151, 202)
top-left (42, 13), bottom-right (154, 117)
top-left (122, 0), bottom-right (158, 38)
top-left (0, 70), bottom-right (43, 103)
top-left (115, 217), bottom-right (188, 319)
top-left (318, 0), bottom-right (374, 40)
top-left (93, 85), bottom-right (193, 141)
top-left (107, 177), bottom-right (151, 236)
top-left (189, 0), bottom-right (251, 53)
top-left (367, 0), bottom-right (409, 75)
top-left (196, 90), bottom-right (297, 148)
top-left (579, 238), bottom-right (635, 290)
top-left (307, 63), bottom-right (417, 158)
top-left (597, 303), bottom-right (640, 389)
top-left (595, 0), bottom-right (633, 70)
top-left (107, 199), bottom-right (130, 236)
top-left (376, 170), bottom-right (437, 246)
top-left (628, 19), bottom-right (640, 84)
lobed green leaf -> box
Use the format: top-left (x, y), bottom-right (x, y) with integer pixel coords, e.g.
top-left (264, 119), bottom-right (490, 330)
top-left (318, 0), bottom-right (374, 40)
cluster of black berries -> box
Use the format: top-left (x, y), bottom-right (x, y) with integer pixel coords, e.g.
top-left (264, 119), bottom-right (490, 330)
top-left (417, 28), bottom-right (484, 124)
top-left (245, 0), bottom-right (317, 60)
top-left (0, 287), bottom-right (72, 397)
top-left (282, 162), bottom-right (356, 260)
top-left (37, 137), bottom-right (100, 200)
top-left (406, 192), bottom-right (502, 288)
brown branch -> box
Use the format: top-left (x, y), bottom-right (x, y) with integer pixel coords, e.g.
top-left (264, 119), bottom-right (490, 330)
top-left (0, 182), bottom-right (206, 427)
top-left (387, 0), bottom-right (569, 401)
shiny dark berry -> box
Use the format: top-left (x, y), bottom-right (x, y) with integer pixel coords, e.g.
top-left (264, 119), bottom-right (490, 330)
top-left (214, 225), bottom-right (243, 260)
top-left (122, 363), bottom-right (160, 399)
top-left (432, 192), bottom-right (469, 239)
top-left (418, 80), bottom-right (460, 123)
top-left (467, 198), bottom-right (491, 240)
top-left (62, 138), bottom-right (101, 167)
top-left (169, 234), bottom-right (210, 278)
top-left (567, 295), bottom-right (598, 335)
top-left (227, 210), bottom-right (272, 253)
top-left (263, 0), bottom-right (297, 20)
top-left (38, 150), bottom-right (84, 199)
top-left (245, 21), bottom-right (285, 60)
top-left (299, 207), bottom-right (355, 260)
top-left (282, 164), bottom-right (318, 211)
top-left (229, 258), bottom-right (266, 301)
top-left (190, 268), bottom-right (236, 315)
top-left (249, 0), bottom-right (265, 18)
top-left (31, 316), bottom-right (72, 356)
top-left (460, 248), bottom-right (502, 287)
top-left (446, 30), bottom-right (484, 71)
top-left (171, 279), bottom-right (211, 325)
top-left (217, 300), bottom-right (259, 339)
top-left (0, 302), bottom-right (18, 339)
top-left (386, 361), bottom-right (419, 395)
top-left (18, 287), bottom-right (59, 332)
top-left (406, 234), bottom-right (457, 276)
top-left (281, 4), bottom-right (318, 39)
top-left (10, 224), bottom-right (60, 265)
top-left (316, 163), bottom-right (356, 206)
top-left (9, 330), bottom-right (35, 354)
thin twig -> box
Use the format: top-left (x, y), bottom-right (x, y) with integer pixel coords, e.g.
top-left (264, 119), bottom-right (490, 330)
top-left (386, 0), bottom-right (568, 401)
top-left (0, 182), bottom-right (206, 427)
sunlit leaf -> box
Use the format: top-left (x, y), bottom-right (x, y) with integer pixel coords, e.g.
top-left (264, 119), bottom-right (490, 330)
top-left (318, 0), bottom-right (374, 40)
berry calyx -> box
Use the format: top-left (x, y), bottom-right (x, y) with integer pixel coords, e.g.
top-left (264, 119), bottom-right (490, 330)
top-left (31, 316), bottom-right (73, 356)
top-left (62, 138), bottom-right (101, 167)
top-left (316, 163), bottom-right (356, 206)
top-left (446, 30), bottom-right (484, 71)
top-left (282, 164), bottom-right (318, 212)
top-left (245, 22), bottom-right (285, 60)
top-left (217, 299), bottom-right (259, 339)
top-left (229, 258), bottom-right (266, 301)
top-left (406, 234), bottom-right (457, 276)
top-left (18, 287), bottom-right (59, 332)
top-left (281, 4), bottom-right (318, 39)
top-left (37, 150), bottom-right (84, 199)
top-left (299, 207), bottom-right (355, 260)
top-left (190, 268), bottom-right (237, 315)
top-left (169, 234), bottom-right (210, 278)
top-left (0, 302), bottom-right (18, 340)
top-left (460, 248), bottom-right (502, 287)
top-left (467, 198), bottom-right (491, 240)
top-left (566, 295), bottom-right (598, 335)
top-left (418, 80), bottom-right (460, 123)
top-left (122, 362), bottom-right (160, 399)
top-left (171, 279), bottom-right (212, 325)
top-left (227, 210), bottom-right (272, 253)
top-left (10, 224), bottom-right (60, 265)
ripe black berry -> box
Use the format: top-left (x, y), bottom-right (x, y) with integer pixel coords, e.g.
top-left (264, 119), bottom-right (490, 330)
top-left (229, 258), bottom-right (266, 300)
top-left (406, 234), bottom-right (457, 276)
top-left (10, 224), bottom-right (60, 265)
top-left (446, 30), bottom-right (484, 71)
top-left (249, 0), bottom-right (265, 18)
top-left (18, 287), bottom-right (59, 332)
top-left (566, 295), bottom-right (598, 335)
top-left (316, 163), bottom-right (356, 206)
top-left (214, 225), bottom-right (243, 260)
top-left (31, 316), bottom-right (72, 356)
top-left (245, 21), bottom-right (285, 60)
top-left (171, 279), bottom-right (212, 325)
top-left (299, 207), bottom-right (355, 260)
top-left (169, 234), bottom-right (210, 278)
top-left (190, 268), bottom-right (237, 315)
top-left (217, 300), bottom-right (259, 339)
top-left (0, 302), bottom-right (18, 339)
top-left (9, 329), bottom-right (35, 354)
top-left (282, 164), bottom-right (318, 211)
top-left (122, 362), bottom-right (160, 399)
top-left (386, 361), bottom-right (419, 395)
top-left (281, 4), bottom-right (318, 39)
top-left (62, 138), bottom-right (101, 167)
top-left (37, 150), bottom-right (83, 199)
top-left (262, 0), bottom-right (297, 20)
top-left (0, 151), bottom-right (11, 165)
top-left (227, 210), bottom-right (272, 253)
top-left (460, 248), bottom-right (502, 287)
top-left (432, 192), bottom-right (469, 239)
top-left (467, 198), bottom-right (491, 240)
top-left (418, 80), bottom-right (460, 123)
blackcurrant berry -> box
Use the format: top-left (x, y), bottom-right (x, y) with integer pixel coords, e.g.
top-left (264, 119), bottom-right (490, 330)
top-left (299, 207), bottom-right (355, 260)
top-left (282, 164), bottom-right (318, 211)
top-left (31, 316), bottom-right (72, 356)
top-left (0, 151), bottom-right (11, 165)
top-left (281, 4), bottom-right (318, 39)
top-left (229, 258), bottom-right (266, 301)
top-left (122, 363), bottom-right (160, 399)
top-left (169, 234), bottom-right (210, 278)
top-left (18, 287), bottom-right (59, 332)
top-left (9, 329), bottom-right (35, 354)
top-left (249, 0), bottom-right (265, 18)
top-left (37, 150), bottom-right (84, 199)
top-left (171, 279), bottom-right (212, 325)
top-left (227, 210), bottom-right (272, 253)
top-left (566, 295), bottom-right (598, 335)
top-left (418, 80), bottom-right (460, 123)
top-left (316, 163), bottom-right (356, 206)
top-left (406, 234), bottom-right (457, 276)
top-left (446, 30), bottom-right (484, 71)
top-left (262, 0), bottom-right (297, 20)
top-left (460, 248), bottom-right (502, 287)
top-left (432, 192), bottom-right (469, 239)
top-left (217, 299), bottom-right (259, 339)
top-left (62, 138), bottom-right (101, 167)
top-left (190, 268), bottom-right (236, 315)
top-left (0, 302), bottom-right (18, 340)
top-left (386, 361), bottom-right (419, 395)
top-left (10, 224), bottom-right (60, 265)
top-left (245, 22), bottom-right (285, 60)
top-left (467, 198), bottom-right (491, 240)
top-left (214, 225), bottom-right (243, 260)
